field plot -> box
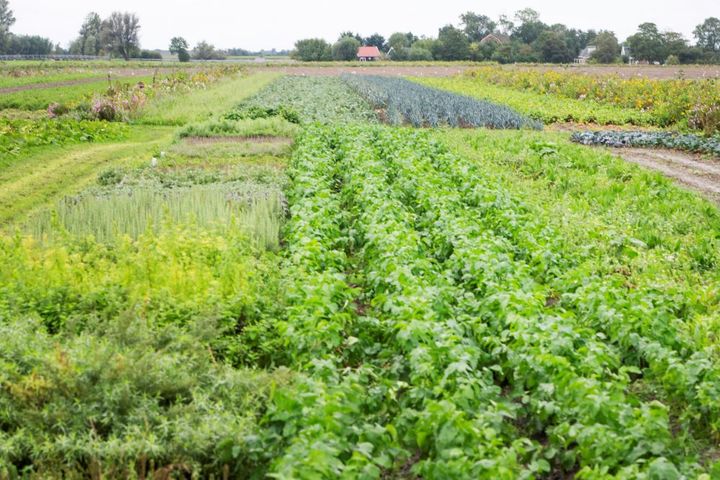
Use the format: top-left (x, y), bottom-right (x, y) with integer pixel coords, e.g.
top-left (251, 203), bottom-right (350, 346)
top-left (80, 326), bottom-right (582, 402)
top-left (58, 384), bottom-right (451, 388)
top-left (464, 66), bottom-right (720, 132)
top-left (228, 75), bottom-right (378, 124)
top-left (3, 63), bottom-right (720, 480)
top-left (343, 74), bottom-right (541, 128)
top-left (417, 76), bottom-right (654, 127)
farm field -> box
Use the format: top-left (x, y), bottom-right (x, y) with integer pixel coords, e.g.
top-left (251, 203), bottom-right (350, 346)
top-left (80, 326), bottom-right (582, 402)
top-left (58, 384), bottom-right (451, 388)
top-left (2, 62), bottom-right (720, 479)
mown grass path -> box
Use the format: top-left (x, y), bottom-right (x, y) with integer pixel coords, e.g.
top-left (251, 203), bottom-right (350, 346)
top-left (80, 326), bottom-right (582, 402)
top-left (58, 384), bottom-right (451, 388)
top-left (0, 127), bottom-right (174, 225)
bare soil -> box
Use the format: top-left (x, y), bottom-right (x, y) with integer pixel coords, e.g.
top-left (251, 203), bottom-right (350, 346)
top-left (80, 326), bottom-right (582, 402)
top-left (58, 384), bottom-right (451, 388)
top-left (615, 148), bottom-right (720, 201)
top-left (256, 65), bottom-right (470, 77)
top-left (509, 64), bottom-right (720, 79)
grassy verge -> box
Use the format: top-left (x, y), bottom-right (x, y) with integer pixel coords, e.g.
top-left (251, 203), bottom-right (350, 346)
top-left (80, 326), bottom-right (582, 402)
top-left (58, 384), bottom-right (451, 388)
top-left (415, 76), bottom-right (655, 126)
top-left (0, 126), bottom-right (174, 225)
top-left (0, 72), bottom-right (105, 89)
top-left (138, 72), bottom-right (280, 126)
top-left (0, 77), bottom-right (153, 110)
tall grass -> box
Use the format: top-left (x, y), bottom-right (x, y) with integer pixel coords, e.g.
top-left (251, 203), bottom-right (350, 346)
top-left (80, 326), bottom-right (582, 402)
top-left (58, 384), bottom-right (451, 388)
top-left (139, 72), bottom-right (280, 126)
top-left (177, 117), bottom-right (300, 139)
top-left (27, 183), bottom-right (285, 250)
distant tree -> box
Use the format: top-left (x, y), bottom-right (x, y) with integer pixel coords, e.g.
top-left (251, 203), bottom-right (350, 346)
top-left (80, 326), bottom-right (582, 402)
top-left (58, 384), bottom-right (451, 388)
top-left (387, 32), bottom-right (416, 51)
top-left (291, 38), bottom-right (332, 61)
top-left (590, 31), bottom-right (621, 63)
top-left (512, 8), bottom-right (547, 44)
top-left (0, 0), bottom-right (15, 53)
top-left (363, 33), bottom-right (386, 52)
top-left (492, 43), bottom-right (514, 63)
top-left (78, 12), bottom-right (102, 55)
top-left (413, 38), bottom-right (436, 52)
top-left (534, 30), bottom-right (572, 63)
top-left (407, 46), bottom-right (433, 61)
top-left (433, 25), bottom-right (470, 61)
top-left (514, 42), bottom-right (539, 62)
top-left (170, 36), bottom-right (190, 62)
top-left (338, 31), bottom-right (363, 43)
top-left (626, 23), bottom-right (665, 63)
top-left (515, 7), bottom-right (541, 24)
top-left (662, 31), bottom-right (688, 59)
top-left (6, 34), bottom-right (53, 55)
top-left (460, 12), bottom-right (496, 43)
top-left (332, 36), bottom-right (361, 61)
top-left (694, 17), bottom-right (720, 52)
top-left (497, 14), bottom-right (515, 35)
top-left (139, 49), bottom-right (162, 59)
top-left (472, 40), bottom-right (497, 61)
top-left (192, 41), bottom-right (225, 60)
top-left (101, 12), bottom-right (140, 60)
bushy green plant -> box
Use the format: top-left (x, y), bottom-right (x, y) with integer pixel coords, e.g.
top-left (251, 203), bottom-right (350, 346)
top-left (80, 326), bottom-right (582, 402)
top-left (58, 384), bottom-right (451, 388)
top-left (571, 130), bottom-right (720, 156)
top-left (0, 118), bottom-right (128, 159)
top-left (228, 76), bottom-right (377, 125)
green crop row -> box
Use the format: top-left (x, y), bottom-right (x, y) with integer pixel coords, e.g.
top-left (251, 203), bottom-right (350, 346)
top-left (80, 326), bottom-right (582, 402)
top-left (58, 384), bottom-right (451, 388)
top-left (416, 76), bottom-right (655, 126)
top-left (227, 76), bottom-right (378, 124)
top-left (262, 124), bottom-right (719, 478)
top-left (343, 74), bottom-right (541, 129)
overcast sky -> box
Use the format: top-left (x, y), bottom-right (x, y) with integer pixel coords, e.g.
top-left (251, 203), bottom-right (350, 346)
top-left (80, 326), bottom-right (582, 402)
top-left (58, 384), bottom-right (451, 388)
top-left (11, 0), bottom-right (719, 51)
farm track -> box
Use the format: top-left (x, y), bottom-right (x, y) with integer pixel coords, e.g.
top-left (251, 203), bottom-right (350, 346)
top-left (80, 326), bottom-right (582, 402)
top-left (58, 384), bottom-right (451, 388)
top-left (615, 148), bottom-right (720, 200)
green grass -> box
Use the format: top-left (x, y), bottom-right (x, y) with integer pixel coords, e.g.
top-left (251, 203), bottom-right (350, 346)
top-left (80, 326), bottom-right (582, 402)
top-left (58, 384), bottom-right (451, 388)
top-left (178, 117), bottom-right (300, 139)
top-left (415, 76), bottom-right (655, 126)
top-left (138, 72), bottom-right (280, 126)
top-left (0, 77), bottom-right (152, 110)
top-left (0, 118), bottom-right (129, 161)
top-left (0, 126), bottom-right (173, 226)
top-left (27, 183), bottom-right (284, 249)
top-left (0, 71), bottom-right (104, 89)
top-left (170, 138), bottom-right (293, 158)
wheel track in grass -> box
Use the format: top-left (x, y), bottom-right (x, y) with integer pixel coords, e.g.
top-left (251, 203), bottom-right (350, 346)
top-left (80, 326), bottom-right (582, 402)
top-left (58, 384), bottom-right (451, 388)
top-left (0, 128), bottom-right (173, 226)
top-left (615, 148), bottom-right (720, 201)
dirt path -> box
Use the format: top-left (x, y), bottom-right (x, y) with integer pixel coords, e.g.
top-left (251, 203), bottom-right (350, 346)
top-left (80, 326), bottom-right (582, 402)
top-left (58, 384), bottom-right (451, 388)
top-left (615, 148), bottom-right (720, 200)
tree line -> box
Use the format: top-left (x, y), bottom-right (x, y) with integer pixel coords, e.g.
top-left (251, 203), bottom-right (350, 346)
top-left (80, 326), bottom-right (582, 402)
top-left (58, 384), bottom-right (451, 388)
top-left (293, 8), bottom-right (720, 64)
top-left (2, 0), bottom-right (719, 64)
top-left (0, 0), bottom-right (55, 55)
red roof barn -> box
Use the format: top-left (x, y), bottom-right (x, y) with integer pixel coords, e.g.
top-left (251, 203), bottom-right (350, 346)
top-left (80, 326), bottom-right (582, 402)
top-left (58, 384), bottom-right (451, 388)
top-left (357, 46), bottom-right (382, 61)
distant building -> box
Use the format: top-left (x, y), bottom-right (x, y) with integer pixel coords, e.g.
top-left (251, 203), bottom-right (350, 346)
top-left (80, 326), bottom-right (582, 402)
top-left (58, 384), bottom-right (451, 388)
top-left (576, 45), bottom-right (597, 64)
top-left (479, 33), bottom-right (511, 45)
top-left (621, 44), bottom-right (635, 63)
top-left (357, 46), bottom-right (382, 61)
